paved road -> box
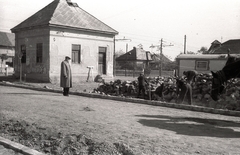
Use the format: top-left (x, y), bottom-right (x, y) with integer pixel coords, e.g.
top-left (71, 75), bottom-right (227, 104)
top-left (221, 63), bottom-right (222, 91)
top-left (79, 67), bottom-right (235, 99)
top-left (1, 85), bottom-right (240, 154)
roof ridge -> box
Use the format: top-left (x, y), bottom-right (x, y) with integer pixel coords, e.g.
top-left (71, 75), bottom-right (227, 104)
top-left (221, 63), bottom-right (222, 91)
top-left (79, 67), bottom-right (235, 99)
top-left (11, 0), bottom-right (58, 31)
top-left (11, 0), bottom-right (118, 35)
top-left (73, 5), bottom-right (118, 33)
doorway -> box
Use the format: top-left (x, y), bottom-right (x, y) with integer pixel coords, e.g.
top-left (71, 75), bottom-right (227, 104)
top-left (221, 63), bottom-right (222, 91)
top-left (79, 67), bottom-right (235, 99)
top-left (98, 47), bottom-right (107, 75)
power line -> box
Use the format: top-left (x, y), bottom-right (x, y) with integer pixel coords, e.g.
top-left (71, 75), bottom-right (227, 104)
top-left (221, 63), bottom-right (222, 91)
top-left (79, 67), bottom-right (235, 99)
top-left (118, 32), bottom-right (203, 50)
top-left (101, 1), bottom-right (153, 20)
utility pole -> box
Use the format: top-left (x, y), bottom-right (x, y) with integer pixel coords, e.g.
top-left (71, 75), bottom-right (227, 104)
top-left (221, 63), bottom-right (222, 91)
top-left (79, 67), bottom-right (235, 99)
top-left (184, 35), bottom-right (186, 54)
top-left (159, 38), bottom-right (174, 76)
top-left (159, 39), bottom-right (163, 76)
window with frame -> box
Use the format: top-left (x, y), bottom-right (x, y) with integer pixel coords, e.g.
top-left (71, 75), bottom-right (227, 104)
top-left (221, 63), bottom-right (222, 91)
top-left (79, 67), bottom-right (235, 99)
top-left (20, 45), bottom-right (26, 63)
top-left (196, 60), bottom-right (208, 70)
top-left (71, 44), bottom-right (81, 64)
top-left (36, 43), bottom-right (43, 63)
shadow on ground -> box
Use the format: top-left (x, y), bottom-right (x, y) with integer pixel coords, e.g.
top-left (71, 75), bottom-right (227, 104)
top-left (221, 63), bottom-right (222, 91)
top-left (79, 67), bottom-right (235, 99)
top-left (136, 114), bottom-right (240, 138)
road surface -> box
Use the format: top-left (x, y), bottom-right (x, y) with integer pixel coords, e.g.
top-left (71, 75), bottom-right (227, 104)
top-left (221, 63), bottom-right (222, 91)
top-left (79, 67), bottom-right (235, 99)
top-left (1, 85), bottom-right (240, 155)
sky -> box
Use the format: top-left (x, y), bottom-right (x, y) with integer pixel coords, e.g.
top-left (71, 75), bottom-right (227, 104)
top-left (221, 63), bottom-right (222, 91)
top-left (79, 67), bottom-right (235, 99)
top-left (0, 0), bottom-right (240, 60)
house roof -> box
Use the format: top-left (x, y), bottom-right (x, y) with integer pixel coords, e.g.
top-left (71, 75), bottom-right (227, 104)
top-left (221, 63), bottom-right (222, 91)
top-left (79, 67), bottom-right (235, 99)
top-left (208, 39), bottom-right (240, 54)
top-left (116, 47), bottom-right (152, 61)
top-left (211, 40), bottom-right (221, 45)
top-left (11, 0), bottom-right (118, 35)
top-left (150, 53), bottom-right (172, 63)
top-left (0, 31), bottom-right (15, 47)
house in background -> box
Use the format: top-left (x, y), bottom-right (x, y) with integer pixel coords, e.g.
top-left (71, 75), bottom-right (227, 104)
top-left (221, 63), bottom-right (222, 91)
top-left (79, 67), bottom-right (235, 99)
top-left (0, 31), bottom-right (15, 73)
top-left (207, 39), bottom-right (240, 54)
top-left (149, 53), bottom-right (172, 69)
top-left (116, 47), bottom-right (174, 76)
top-left (116, 47), bottom-right (152, 70)
top-left (11, 0), bottom-right (118, 82)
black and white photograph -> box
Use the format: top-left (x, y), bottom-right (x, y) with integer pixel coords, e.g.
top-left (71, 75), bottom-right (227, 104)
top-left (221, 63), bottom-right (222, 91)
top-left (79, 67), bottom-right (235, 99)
top-left (0, 0), bottom-right (240, 154)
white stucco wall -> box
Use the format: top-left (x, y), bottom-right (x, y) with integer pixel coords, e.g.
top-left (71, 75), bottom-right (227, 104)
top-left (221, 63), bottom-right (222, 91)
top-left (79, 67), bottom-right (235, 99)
top-left (49, 28), bottom-right (115, 83)
top-left (209, 60), bottom-right (226, 71)
top-left (14, 28), bottom-right (50, 81)
top-left (178, 59), bottom-right (227, 76)
top-left (178, 60), bottom-right (195, 76)
top-left (13, 27), bottom-right (115, 82)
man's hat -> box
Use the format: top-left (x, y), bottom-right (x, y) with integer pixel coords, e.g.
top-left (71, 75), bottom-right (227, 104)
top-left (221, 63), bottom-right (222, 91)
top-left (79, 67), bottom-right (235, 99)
top-left (65, 56), bottom-right (71, 59)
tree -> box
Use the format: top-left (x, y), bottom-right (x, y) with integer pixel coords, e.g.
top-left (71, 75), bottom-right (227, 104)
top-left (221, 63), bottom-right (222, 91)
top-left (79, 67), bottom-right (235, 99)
top-left (198, 46), bottom-right (208, 54)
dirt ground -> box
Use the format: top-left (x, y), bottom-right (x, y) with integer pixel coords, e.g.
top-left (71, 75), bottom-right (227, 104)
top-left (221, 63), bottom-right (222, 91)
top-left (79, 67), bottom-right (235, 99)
top-left (1, 84), bottom-right (240, 155)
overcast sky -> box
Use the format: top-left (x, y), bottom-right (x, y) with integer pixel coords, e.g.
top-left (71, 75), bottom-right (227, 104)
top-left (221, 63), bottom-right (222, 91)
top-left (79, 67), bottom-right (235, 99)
top-left (1, 0), bottom-right (239, 60)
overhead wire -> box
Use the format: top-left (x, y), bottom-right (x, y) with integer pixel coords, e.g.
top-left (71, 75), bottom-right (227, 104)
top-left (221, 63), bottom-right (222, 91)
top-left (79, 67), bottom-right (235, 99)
top-left (117, 32), bottom-right (203, 52)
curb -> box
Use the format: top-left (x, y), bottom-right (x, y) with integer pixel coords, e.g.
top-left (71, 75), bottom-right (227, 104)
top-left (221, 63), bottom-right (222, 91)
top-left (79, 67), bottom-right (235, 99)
top-left (0, 136), bottom-right (46, 155)
top-left (1, 82), bottom-right (240, 117)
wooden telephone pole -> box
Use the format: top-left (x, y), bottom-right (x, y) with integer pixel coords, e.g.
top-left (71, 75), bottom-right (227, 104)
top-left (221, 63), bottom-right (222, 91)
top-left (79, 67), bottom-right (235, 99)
top-left (159, 39), bottom-right (163, 76)
top-left (159, 38), bottom-right (173, 76)
top-left (184, 35), bottom-right (186, 54)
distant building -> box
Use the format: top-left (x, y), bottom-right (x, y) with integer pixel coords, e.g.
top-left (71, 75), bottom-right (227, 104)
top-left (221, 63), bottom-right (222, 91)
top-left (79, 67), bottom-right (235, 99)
top-left (175, 54), bottom-right (234, 76)
top-left (149, 53), bottom-right (172, 70)
top-left (0, 31), bottom-right (15, 72)
top-left (207, 39), bottom-right (240, 54)
top-left (11, 0), bottom-right (118, 82)
top-left (176, 39), bottom-right (240, 76)
top-left (116, 47), bottom-right (152, 69)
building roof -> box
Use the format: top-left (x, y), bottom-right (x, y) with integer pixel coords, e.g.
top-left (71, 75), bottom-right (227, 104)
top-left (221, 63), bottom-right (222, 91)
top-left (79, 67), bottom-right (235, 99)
top-left (211, 40), bottom-right (221, 45)
top-left (208, 39), bottom-right (240, 54)
top-left (0, 31), bottom-right (15, 47)
top-left (116, 47), bottom-right (152, 61)
top-left (11, 0), bottom-right (118, 35)
top-left (150, 53), bottom-right (172, 63)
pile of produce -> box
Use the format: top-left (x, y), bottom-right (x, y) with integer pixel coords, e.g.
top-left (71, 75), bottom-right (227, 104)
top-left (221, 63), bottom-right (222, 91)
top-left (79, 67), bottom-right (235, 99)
top-left (92, 73), bottom-right (240, 110)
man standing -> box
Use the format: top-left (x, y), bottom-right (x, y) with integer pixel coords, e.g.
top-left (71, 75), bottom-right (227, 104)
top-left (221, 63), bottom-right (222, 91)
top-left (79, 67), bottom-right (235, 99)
top-left (60, 56), bottom-right (72, 96)
top-left (137, 73), bottom-right (148, 99)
